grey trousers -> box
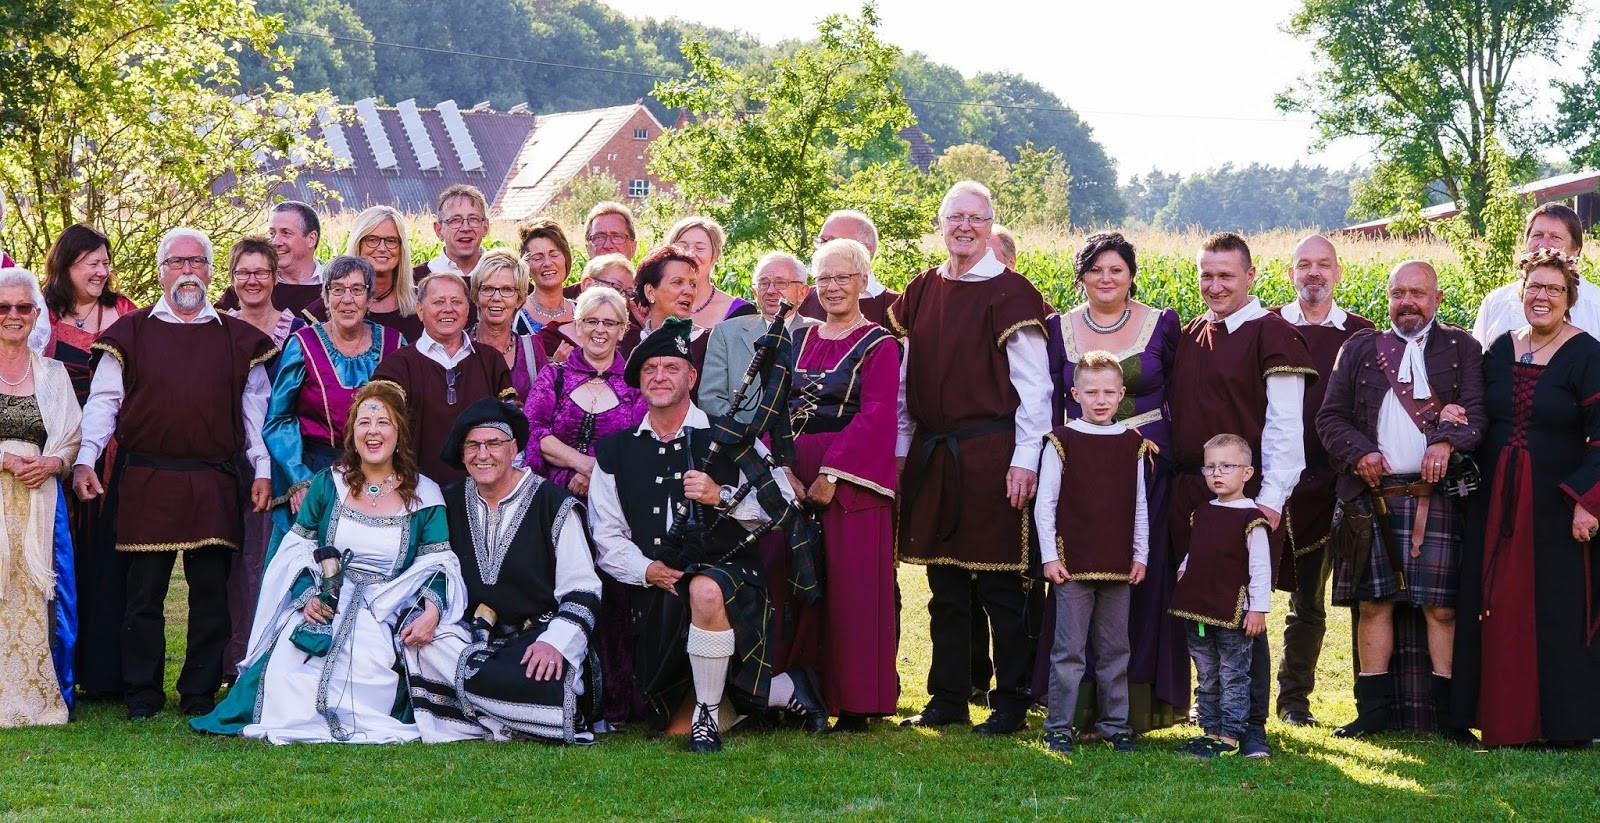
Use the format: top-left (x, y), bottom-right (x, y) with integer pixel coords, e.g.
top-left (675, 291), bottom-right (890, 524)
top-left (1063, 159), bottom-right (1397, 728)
top-left (1044, 579), bottom-right (1131, 737)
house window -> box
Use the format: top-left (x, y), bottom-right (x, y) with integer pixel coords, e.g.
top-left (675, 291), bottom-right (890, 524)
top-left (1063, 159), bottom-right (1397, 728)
top-left (628, 179), bottom-right (651, 198)
top-left (632, 128), bottom-right (649, 140)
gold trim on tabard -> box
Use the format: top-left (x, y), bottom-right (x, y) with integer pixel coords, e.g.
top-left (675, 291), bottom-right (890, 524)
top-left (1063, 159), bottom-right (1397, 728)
top-left (994, 319), bottom-right (1045, 349)
top-left (249, 347), bottom-right (281, 369)
top-left (116, 538), bottom-right (239, 553)
top-left (818, 467), bottom-right (893, 500)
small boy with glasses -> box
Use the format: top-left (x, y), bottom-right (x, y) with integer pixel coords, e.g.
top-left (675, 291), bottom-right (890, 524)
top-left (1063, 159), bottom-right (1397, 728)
top-left (1169, 433), bottom-right (1272, 758)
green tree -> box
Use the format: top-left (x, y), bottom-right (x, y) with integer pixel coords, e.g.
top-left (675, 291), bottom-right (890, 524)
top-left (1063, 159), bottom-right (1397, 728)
top-left (0, 1), bottom-right (79, 137)
top-left (1123, 169), bottom-right (1182, 225)
top-left (1554, 36), bottom-right (1600, 168)
top-left (1003, 143), bottom-right (1072, 228)
top-left (1153, 163), bottom-right (1361, 232)
top-left (0, 0), bottom-right (332, 300)
top-left (1278, 0), bottom-right (1573, 234)
top-left (932, 144), bottom-right (1011, 192)
top-left (240, 0), bottom-right (376, 100)
top-left (649, 4), bottom-right (917, 255)
top-left (542, 170), bottom-right (623, 243)
top-left (1434, 134), bottom-right (1531, 299)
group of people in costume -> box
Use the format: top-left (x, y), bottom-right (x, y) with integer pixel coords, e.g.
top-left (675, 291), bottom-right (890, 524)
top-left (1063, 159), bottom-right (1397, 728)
top-left (0, 179), bottom-right (1592, 759)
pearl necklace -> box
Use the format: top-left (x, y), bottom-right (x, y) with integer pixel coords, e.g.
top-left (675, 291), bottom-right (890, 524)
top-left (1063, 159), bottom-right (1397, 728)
top-left (0, 359), bottom-right (30, 387)
top-left (819, 314), bottom-right (867, 340)
top-left (1083, 306), bottom-right (1132, 334)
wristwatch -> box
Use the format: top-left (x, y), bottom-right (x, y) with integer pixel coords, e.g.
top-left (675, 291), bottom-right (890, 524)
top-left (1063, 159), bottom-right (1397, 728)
top-left (717, 484), bottom-right (737, 507)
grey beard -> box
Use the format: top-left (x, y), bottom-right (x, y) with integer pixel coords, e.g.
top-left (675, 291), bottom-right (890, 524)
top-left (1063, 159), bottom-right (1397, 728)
top-left (172, 286), bottom-right (205, 313)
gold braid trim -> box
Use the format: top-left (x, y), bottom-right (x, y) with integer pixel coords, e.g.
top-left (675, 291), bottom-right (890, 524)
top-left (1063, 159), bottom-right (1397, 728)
top-left (894, 508), bottom-right (1030, 572)
top-left (497, 387), bottom-right (518, 400)
top-left (1070, 571), bottom-right (1133, 582)
top-left (886, 307), bottom-right (908, 338)
top-left (1263, 365), bottom-right (1319, 380)
top-left (117, 538), bottom-right (239, 553)
top-left (269, 477), bottom-right (315, 510)
top-left (1293, 533), bottom-right (1330, 559)
top-left (1170, 585), bottom-right (1248, 629)
top-left (995, 318), bottom-right (1045, 349)
top-left (249, 346), bottom-right (281, 369)
top-left (1046, 432), bottom-right (1066, 463)
top-left (817, 467), bottom-right (894, 500)
top-left (90, 341), bottom-right (125, 368)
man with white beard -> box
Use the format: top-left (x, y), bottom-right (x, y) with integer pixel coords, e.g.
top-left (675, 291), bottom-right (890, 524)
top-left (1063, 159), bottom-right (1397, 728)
top-left (73, 227), bottom-right (278, 720)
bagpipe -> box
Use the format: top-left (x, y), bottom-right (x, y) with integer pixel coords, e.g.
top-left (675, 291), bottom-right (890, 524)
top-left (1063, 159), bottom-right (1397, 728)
top-left (656, 300), bottom-right (824, 603)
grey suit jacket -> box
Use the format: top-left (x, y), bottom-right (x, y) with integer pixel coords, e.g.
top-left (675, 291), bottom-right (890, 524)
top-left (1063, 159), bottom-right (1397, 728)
top-left (701, 313), bottom-right (819, 424)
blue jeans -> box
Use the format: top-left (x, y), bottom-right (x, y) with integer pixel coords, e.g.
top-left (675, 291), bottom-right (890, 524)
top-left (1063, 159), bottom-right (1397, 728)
top-left (1188, 622), bottom-right (1253, 741)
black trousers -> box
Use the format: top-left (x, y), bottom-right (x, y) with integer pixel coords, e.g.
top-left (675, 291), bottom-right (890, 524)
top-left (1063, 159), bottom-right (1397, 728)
top-left (1276, 545), bottom-right (1331, 714)
top-left (123, 546), bottom-right (232, 708)
top-left (926, 565), bottom-right (1031, 715)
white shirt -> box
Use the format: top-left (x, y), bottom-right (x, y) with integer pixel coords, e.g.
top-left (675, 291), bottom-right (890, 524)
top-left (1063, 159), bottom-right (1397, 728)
top-left (1178, 498), bottom-right (1272, 613)
top-left (895, 248), bottom-right (1052, 470)
top-left (1034, 419), bottom-right (1149, 567)
top-left (426, 254), bottom-right (470, 275)
top-left (475, 470), bottom-right (600, 666)
top-left (75, 295), bottom-right (272, 479)
top-left (587, 404), bottom-right (796, 586)
top-left (1376, 391), bottom-right (1429, 474)
top-left (416, 331), bottom-right (476, 369)
top-left (1472, 278), bottom-right (1600, 349)
top-left (1278, 299), bottom-right (1349, 330)
top-left (1205, 297), bottom-right (1307, 514)
top-left (864, 273), bottom-right (887, 298)
top-left (277, 259), bottom-right (325, 287)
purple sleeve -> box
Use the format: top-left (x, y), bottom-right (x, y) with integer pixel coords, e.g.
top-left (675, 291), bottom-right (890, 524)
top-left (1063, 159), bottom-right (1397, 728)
top-left (818, 338), bottom-right (900, 496)
top-left (522, 363), bottom-right (560, 477)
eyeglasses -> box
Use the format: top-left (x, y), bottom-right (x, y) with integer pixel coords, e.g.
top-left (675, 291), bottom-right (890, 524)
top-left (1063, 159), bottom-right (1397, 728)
top-left (579, 317), bottom-right (624, 330)
top-left (1200, 463), bottom-right (1245, 476)
top-left (442, 215), bottom-right (487, 229)
top-left (161, 256), bottom-right (210, 270)
top-left (816, 273), bottom-right (861, 287)
top-left (360, 235), bottom-right (401, 250)
top-left (231, 269), bottom-right (273, 283)
top-left (478, 285), bottom-right (519, 299)
top-left (943, 214), bottom-right (994, 227)
top-left (523, 251), bottom-right (565, 266)
top-left (327, 285), bottom-right (368, 300)
top-left (1525, 283), bottom-right (1569, 297)
top-left (445, 367), bottom-right (459, 406)
top-left (587, 232), bottom-right (633, 246)
top-left (0, 302), bottom-right (37, 316)
top-left (755, 278), bottom-right (802, 293)
top-left (462, 437), bottom-right (513, 453)
top-left (590, 278), bottom-right (628, 292)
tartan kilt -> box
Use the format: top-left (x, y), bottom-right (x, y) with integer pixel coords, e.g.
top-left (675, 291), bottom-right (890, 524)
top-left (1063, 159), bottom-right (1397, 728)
top-left (683, 560), bottom-right (774, 705)
top-left (1332, 488), bottom-right (1461, 607)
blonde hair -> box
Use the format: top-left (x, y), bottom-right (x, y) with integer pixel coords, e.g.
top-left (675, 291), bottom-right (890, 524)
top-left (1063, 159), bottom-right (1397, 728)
top-left (581, 253), bottom-right (634, 286)
top-left (1203, 433), bottom-right (1253, 466)
top-left (811, 239), bottom-right (869, 282)
top-left (576, 285), bottom-right (628, 325)
top-left (345, 205), bottom-right (416, 317)
top-left (1073, 349), bottom-right (1124, 387)
top-left (666, 215), bottom-right (727, 263)
top-left (468, 248), bottom-right (528, 306)
top-left (585, 201), bottom-right (637, 240)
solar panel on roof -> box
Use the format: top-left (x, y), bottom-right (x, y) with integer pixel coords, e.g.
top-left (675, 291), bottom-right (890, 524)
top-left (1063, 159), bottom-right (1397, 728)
top-left (318, 107), bottom-right (354, 167)
top-left (355, 98), bottom-right (398, 171)
top-left (436, 99), bottom-right (484, 172)
top-left (397, 99), bottom-right (440, 172)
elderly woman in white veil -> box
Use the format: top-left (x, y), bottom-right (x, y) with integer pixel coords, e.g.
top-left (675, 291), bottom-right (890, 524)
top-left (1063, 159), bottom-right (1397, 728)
top-left (0, 267), bottom-right (82, 727)
top-left (191, 380), bottom-right (465, 743)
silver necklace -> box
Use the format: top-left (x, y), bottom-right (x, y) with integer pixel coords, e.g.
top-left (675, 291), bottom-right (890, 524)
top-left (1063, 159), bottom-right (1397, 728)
top-left (820, 314), bottom-right (866, 339)
top-left (529, 297), bottom-right (571, 320)
top-left (1084, 306), bottom-right (1132, 334)
top-left (0, 360), bottom-right (31, 387)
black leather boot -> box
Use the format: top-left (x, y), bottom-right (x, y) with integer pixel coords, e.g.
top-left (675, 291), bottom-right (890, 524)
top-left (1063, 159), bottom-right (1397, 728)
top-left (1333, 672), bottom-right (1393, 738)
top-left (1431, 674), bottom-right (1480, 746)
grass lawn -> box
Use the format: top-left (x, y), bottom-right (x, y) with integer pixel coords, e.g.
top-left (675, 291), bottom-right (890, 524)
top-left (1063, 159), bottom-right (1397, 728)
top-left (0, 567), bottom-right (1595, 822)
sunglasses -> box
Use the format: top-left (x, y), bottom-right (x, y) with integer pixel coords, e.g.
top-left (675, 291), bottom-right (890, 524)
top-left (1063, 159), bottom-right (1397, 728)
top-left (445, 367), bottom-right (459, 406)
top-left (0, 302), bottom-right (37, 316)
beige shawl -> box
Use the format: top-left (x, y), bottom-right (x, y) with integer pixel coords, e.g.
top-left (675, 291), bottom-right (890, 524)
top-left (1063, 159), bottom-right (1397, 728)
top-left (0, 352), bottom-right (81, 599)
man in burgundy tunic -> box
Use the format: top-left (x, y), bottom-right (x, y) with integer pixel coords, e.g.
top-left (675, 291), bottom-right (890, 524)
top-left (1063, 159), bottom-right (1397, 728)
top-left (372, 272), bottom-right (514, 487)
top-left (72, 228), bottom-right (277, 719)
top-left (797, 210), bottom-right (899, 328)
top-left (892, 181), bottom-right (1050, 733)
top-left (1168, 232), bottom-right (1316, 757)
top-left (1269, 234), bottom-right (1376, 727)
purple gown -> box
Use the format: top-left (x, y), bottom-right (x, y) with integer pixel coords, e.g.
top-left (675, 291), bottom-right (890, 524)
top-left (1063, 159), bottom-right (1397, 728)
top-left (1039, 306), bottom-right (1187, 730)
top-left (522, 349), bottom-right (645, 725)
top-left (788, 325), bottom-right (900, 716)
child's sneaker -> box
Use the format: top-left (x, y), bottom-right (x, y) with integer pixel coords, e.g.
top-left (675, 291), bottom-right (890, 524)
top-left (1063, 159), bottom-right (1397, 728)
top-left (1190, 737), bottom-right (1238, 759)
top-left (1175, 734), bottom-right (1212, 755)
top-left (1043, 730), bottom-right (1074, 754)
top-left (1240, 726), bottom-right (1272, 759)
top-left (1108, 731), bottom-right (1135, 753)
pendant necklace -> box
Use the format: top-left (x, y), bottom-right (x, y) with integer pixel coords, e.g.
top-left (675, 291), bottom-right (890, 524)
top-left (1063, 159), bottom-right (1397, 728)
top-left (1084, 306), bottom-right (1131, 334)
top-left (364, 474), bottom-right (396, 508)
top-left (1521, 331), bottom-right (1560, 364)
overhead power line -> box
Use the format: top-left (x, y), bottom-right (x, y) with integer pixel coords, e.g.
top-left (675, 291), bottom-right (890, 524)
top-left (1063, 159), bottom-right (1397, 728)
top-left (283, 28), bottom-right (1317, 124)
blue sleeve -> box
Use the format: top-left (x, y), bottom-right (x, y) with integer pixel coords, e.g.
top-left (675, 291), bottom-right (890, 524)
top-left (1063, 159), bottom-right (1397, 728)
top-left (266, 335), bottom-right (312, 490)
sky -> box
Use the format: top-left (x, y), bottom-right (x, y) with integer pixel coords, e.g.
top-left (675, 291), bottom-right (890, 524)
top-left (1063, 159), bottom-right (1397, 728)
top-left (602, 0), bottom-right (1597, 181)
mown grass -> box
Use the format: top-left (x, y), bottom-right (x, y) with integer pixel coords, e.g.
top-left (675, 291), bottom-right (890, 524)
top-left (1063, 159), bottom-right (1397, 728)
top-left (0, 568), bottom-right (1595, 822)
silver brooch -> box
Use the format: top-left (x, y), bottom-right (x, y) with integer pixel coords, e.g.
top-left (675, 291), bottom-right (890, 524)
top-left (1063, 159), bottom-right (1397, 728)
top-left (674, 336), bottom-right (688, 355)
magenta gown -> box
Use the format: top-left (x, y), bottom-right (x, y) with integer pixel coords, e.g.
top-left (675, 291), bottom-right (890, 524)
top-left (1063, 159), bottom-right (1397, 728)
top-left (788, 324), bottom-right (900, 716)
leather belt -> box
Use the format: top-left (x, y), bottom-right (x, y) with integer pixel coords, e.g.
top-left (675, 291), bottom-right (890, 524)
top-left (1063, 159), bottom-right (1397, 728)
top-left (1374, 480), bottom-right (1434, 499)
top-left (902, 415), bottom-right (1014, 541)
top-left (1376, 475), bottom-right (1434, 557)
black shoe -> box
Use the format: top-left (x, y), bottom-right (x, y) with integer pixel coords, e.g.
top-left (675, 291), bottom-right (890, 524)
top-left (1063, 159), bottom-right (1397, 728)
top-left (1334, 672), bottom-right (1394, 738)
top-left (784, 668), bottom-right (830, 735)
top-left (833, 715), bottom-right (869, 733)
top-left (901, 705), bottom-right (969, 727)
top-left (969, 687), bottom-right (989, 707)
top-left (973, 709), bottom-right (1028, 735)
top-left (1043, 730), bottom-right (1073, 754)
top-left (1108, 731), bottom-right (1136, 753)
top-left (1279, 708), bottom-right (1319, 727)
top-left (126, 703), bottom-right (160, 720)
top-left (1430, 674), bottom-right (1480, 747)
top-left (687, 703), bottom-right (723, 754)
top-left (180, 695), bottom-right (216, 717)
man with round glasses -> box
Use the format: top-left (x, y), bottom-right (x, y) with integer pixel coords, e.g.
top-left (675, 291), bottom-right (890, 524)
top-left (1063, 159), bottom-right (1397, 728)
top-left (415, 185), bottom-right (491, 282)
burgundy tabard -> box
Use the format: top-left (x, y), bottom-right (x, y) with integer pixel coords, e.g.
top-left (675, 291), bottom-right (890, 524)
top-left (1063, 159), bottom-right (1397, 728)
top-left (890, 267), bottom-right (1047, 570)
top-left (1169, 504), bottom-right (1268, 628)
top-left (1270, 308), bottom-right (1376, 556)
top-left (1170, 311), bottom-right (1317, 469)
top-left (93, 310), bottom-right (276, 552)
top-left (1047, 425), bottom-right (1151, 580)
top-left (370, 343), bottom-right (515, 487)
top-left (789, 325), bottom-right (896, 436)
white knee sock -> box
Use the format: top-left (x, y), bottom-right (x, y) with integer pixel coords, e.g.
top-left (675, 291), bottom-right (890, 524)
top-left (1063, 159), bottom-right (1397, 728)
top-left (687, 626), bottom-right (735, 710)
top-left (767, 672), bottom-right (795, 708)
